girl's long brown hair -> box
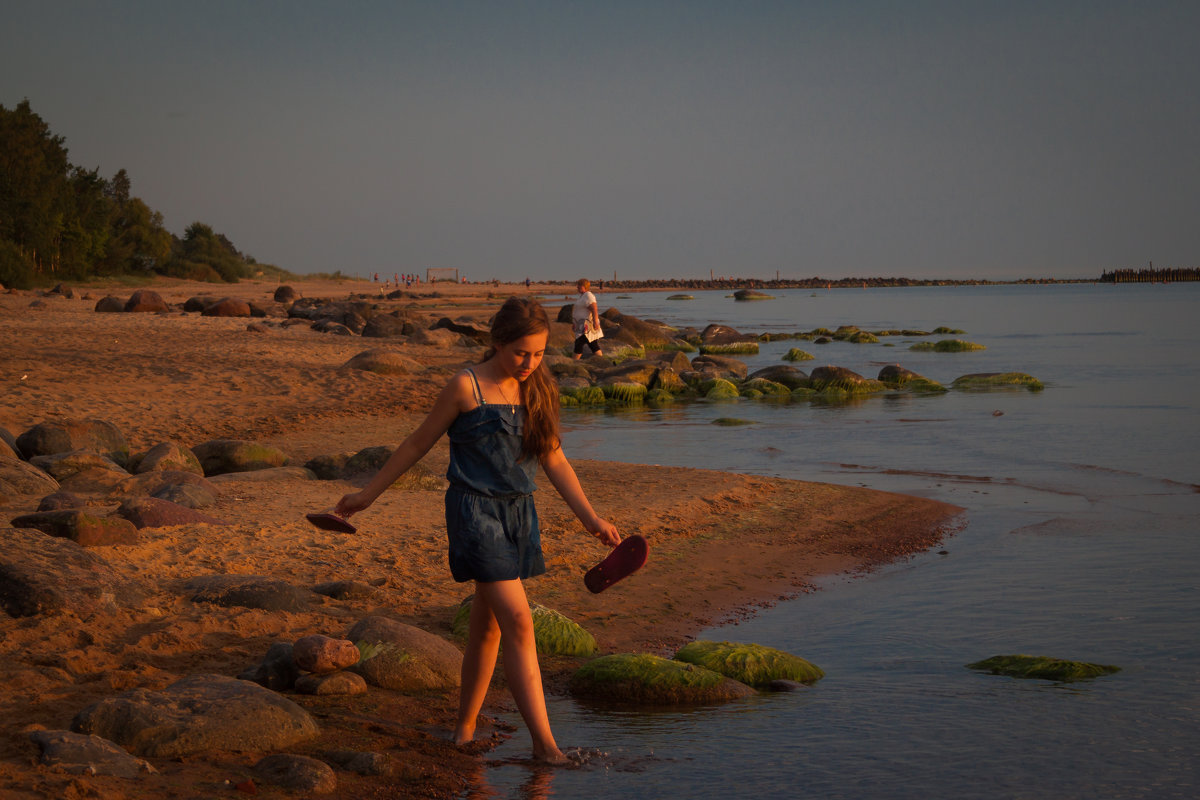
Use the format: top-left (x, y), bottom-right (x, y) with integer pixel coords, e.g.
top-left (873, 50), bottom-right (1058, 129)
top-left (483, 297), bottom-right (561, 459)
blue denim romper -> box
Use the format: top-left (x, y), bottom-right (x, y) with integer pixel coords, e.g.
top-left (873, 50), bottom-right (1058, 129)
top-left (444, 369), bottom-right (546, 583)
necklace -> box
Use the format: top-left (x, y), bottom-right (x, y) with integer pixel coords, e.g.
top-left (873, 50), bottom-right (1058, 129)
top-left (496, 378), bottom-right (518, 414)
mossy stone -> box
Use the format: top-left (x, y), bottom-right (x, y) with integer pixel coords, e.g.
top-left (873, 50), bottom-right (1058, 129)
top-left (451, 598), bottom-right (597, 658)
top-left (673, 640), bottom-right (824, 687)
top-left (933, 326), bottom-right (965, 334)
top-left (573, 386), bottom-right (606, 405)
top-left (847, 331), bottom-right (879, 344)
top-left (712, 418), bottom-right (756, 426)
top-left (570, 653), bottom-right (755, 705)
top-left (646, 388), bottom-right (675, 407)
top-left (783, 348), bottom-right (815, 362)
top-left (667, 294), bottom-right (694, 300)
top-left (699, 341), bottom-right (760, 355)
top-left (952, 372), bottom-right (1044, 391)
top-left (601, 381), bottom-right (647, 405)
top-left (705, 379), bottom-right (741, 400)
top-left (967, 654), bottom-right (1120, 682)
top-left (911, 339), bottom-right (985, 352)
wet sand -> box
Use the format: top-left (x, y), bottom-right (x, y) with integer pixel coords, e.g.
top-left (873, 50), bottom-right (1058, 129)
top-left (0, 277), bottom-right (962, 798)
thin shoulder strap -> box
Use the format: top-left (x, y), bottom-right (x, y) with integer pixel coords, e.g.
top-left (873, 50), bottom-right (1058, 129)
top-left (465, 368), bottom-right (485, 404)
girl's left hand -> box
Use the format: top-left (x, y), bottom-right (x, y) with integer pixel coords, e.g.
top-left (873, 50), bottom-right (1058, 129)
top-left (587, 517), bottom-right (621, 548)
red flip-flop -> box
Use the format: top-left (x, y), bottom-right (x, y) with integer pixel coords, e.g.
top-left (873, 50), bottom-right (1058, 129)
top-left (585, 534), bottom-right (648, 593)
top-left (305, 512), bottom-right (357, 534)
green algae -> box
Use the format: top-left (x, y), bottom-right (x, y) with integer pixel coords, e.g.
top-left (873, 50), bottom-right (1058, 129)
top-left (704, 379), bottom-right (741, 400)
top-left (933, 326), bottom-right (965, 334)
top-left (740, 378), bottom-right (791, 396)
top-left (712, 417), bottom-right (756, 426)
top-left (602, 381), bottom-right (647, 405)
top-left (673, 640), bottom-right (824, 687)
top-left (667, 294), bottom-right (694, 300)
top-left (699, 341), bottom-right (760, 355)
top-left (646, 388), bottom-right (675, 407)
top-left (570, 653), bottom-right (754, 705)
top-left (573, 386), bottom-right (607, 405)
top-left (952, 372), bottom-right (1044, 391)
top-left (967, 654), bottom-right (1120, 682)
top-left (782, 348), bottom-right (815, 362)
top-left (910, 339), bottom-right (986, 352)
top-left (847, 331), bottom-right (879, 344)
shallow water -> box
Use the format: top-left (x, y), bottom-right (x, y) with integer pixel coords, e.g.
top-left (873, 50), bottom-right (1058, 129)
top-left (472, 284), bottom-right (1200, 799)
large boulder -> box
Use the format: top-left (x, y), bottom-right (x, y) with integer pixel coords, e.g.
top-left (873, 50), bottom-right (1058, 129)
top-left (191, 439), bottom-right (289, 476)
top-left (71, 674), bottom-right (319, 758)
top-left (408, 327), bottom-right (468, 348)
top-left (699, 324), bottom-right (758, 355)
top-left (10, 510), bottom-right (139, 546)
top-left (0, 527), bottom-right (141, 617)
top-left (361, 313), bottom-right (416, 338)
top-left (0, 456), bottom-right (60, 497)
top-left (116, 497), bottom-right (230, 529)
top-left (570, 653), bottom-right (755, 705)
top-left (29, 450), bottom-right (127, 482)
top-left (201, 298), bottom-right (252, 317)
top-left (273, 285), bottom-right (298, 303)
top-left (28, 730), bottom-right (155, 779)
top-left (877, 364), bottom-right (946, 392)
top-left (16, 418), bottom-right (131, 468)
top-left (94, 295), bottom-right (125, 313)
top-left (691, 354), bottom-right (749, 382)
top-left (347, 615), bottom-right (462, 692)
top-left (605, 312), bottom-right (677, 350)
top-left (746, 365), bottom-right (810, 390)
top-left (341, 349), bottom-right (420, 375)
top-left (452, 598), bottom-right (597, 657)
top-left (809, 366), bottom-right (888, 394)
top-left (183, 574), bottom-right (313, 612)
top-left (124, 289), bottom-right (168, 313)
top-left (119, 469), bottom-right (219, 501)
top-left (967, 654), bottom-right (1119, 682)
top-left (673, 640), bottom-right (824, 687)
top-left (433, 316), bottom-right (490, 343)
top-left (134, 440), bottom-right (204, 475)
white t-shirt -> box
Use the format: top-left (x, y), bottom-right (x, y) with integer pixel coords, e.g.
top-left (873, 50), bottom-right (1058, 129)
top-left (572, 291), bottom-right (597, 329)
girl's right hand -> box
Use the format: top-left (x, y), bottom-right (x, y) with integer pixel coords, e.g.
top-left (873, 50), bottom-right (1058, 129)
top-left (334, 491), bottom-right (372, 518)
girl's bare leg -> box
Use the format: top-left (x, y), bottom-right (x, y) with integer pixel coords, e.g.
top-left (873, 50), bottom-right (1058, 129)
top-left (473, 579), bottom-right (566, 764)
top-left (454, 589), bottom-right (501, 745)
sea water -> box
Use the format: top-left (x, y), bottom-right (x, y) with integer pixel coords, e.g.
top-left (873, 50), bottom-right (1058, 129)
top-left (473, 284), bottom-right (1200, 799)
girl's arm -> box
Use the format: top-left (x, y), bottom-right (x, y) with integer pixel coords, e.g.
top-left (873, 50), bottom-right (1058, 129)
top-left (334, 372), bottom-right (472, 517)
top-left (588, 301), bottom-right (600, 331)
top-left (540, 445), bottom-right (620, 547)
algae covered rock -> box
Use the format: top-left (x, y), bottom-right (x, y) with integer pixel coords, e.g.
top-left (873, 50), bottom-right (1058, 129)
top-left (570, 653), bottom-right (755, 705)
top-left (601, 381), bottom-right (647, 406)
top-left (783, 348), bottom-right (815, 362)
top-left (740, 378), bottom-right (791, 397)
top-left (952, 372), bottom-right (1044, 391)
top-left (967, 654), bottom-right (1120, 682)
top-left (808, 366), bottom-right (887, 394)
top-left (673, 640), bottom-right (824, 687)
top-left (451, 597), bottom-right (598, 657)
top-left (910, 339), bottom-right (986, 352)
top-left (704, 378), bottom-right (741, 400)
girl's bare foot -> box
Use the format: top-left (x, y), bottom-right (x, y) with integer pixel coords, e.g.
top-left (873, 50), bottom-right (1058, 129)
top-left (532, 746), bottom-right (568, 765)
top-left (452, 725), bottom-right (474, 747)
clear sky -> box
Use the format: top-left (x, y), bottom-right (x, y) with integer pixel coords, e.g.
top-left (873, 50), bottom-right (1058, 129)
top-left (3, 1), bottom-right (1197, 282)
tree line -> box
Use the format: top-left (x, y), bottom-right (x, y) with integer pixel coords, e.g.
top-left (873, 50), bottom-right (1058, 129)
top-left (0, 99), bottom-right (290, 289)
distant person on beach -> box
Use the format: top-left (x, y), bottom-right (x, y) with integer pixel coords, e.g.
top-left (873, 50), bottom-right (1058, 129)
top-left (572, 278), bottom-right (604, 360)
top-left (332, 296), bottom-right (620, 765)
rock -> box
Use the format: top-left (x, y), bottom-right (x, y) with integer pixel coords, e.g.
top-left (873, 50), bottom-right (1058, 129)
top-left (208, 465), bottom-right (315, 483)
top-left (0, 456), bottom-right (60, 496)
top-left (29, 449), bottom-right (128, 481)
top-left (274, 285), bottom-right (298, 303)
top-left (673, 640), bottom-right (824, 687)
top-left (601, 381), bottom-right (647, 405)
top-left (808, 366), bottom-right (888, 394)
top-left (966, 654), bottom-right (1120, 682)
top-left (117, 496), bottom-right (230, 529)
top-left (151, 482), bottom-right (218, 509)
top-left (570, 653), bottom-right (755, 705)
top-left (28, 729), bottom-right (156, 778)
top-left (71, 673), bottom-right (319, 758)
top-left (691, 354), bottom-right (749, 381)
top-left (783, 347), bottom-right (815, 362)
top-left (650, 367), bottom-right (687, 393)
top-left (182, 295), bottom-right (217, 312)
top-left (312, 319), bottom-right (354, 335)
top-left (37, 490), bottom-right (86, 511)
top-left (347, 615), bottom-right (462, 691)
top-left (408, 326), bottom-right (468, 347)
top-left (324, 750), bottom-right (395, 776)
top-left (246, 321), bottom-right (270, 333)
top-left (201, 297), bottom-right (252, 317)
top-left (341, 349), bottom-right (420, 375)
top-left (704, 379), bottom-right (740, 400)
top-left (699, 324), bottom-right (759, 355)
top-left (733, 289), bottom-right (774, 300)
top-left (134, 440), bottom-right (205, 475)
top-left (295, 670), bottom-right (368, 696)
top-left (312, 580), bottom-right (378, 600)
top-left (304, 453), bottom-right (350, 480)
top-left (57, 466), bottom-right (137, 495)
top-left (909, 338), bottom-right (986, 352)
top-left (0, 527), bottom-right (141, 617)
top-left (606, 312), bottom-right (678, 349)
top-left (119, 469), bottom-right (219, 501)
top-left (10, 510), bottom-right (139, 547)
top-left (596, 359), bottom-right (659, 387)
top-left (293, 634), bottom-right (361, 674)
top-left (252, 753), bottom-right (337, 794)
top-left (740, 378), bottom-right (791, 397)
top-left (94, 295), bottom-right (125, 313)
top-left (191, 439), bottom-right (289, 476)
top-left (361, 313), bottom-right (416, 338)
top-left (951, 372), bottom-right (1044, 391)
top-left (877, 364), bottom-right (946, 392)
top-left (746, 365), bottom-right (810, 390)
top-left (342, 448), bottom-right (442, 490)
top-left (238, 642), bottom-right (301, 691)
top-left (452, 598), bottom-right (597, 657)
top-left (16, 418), bottom-right (130, 468)
top-left (183, 574), bottom-right (313, 612)
top-left (433, 316), bottom-right (490, 343)
top-left (124, 289), bottom-right (168, 313)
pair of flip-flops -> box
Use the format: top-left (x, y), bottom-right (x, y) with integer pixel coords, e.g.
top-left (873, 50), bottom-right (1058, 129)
top-left (304, 513), bottom-right (647, 592)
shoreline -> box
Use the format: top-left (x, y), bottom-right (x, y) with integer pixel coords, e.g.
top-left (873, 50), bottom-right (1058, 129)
top-left (0, 277), bottom-right (964, 798)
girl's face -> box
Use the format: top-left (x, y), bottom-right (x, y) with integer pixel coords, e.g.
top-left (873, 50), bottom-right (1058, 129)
top-left (495, 330), bottom-right (548, 382)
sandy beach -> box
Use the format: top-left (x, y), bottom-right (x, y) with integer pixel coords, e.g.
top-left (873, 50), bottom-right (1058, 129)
top-left (0, 277), bottom-right (962, 798)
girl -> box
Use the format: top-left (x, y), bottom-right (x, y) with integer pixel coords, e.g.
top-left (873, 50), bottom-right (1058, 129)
top-left (334, 296), bottom-right (620, 764)
top-left (571, 278), bottom-right (604, 360)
